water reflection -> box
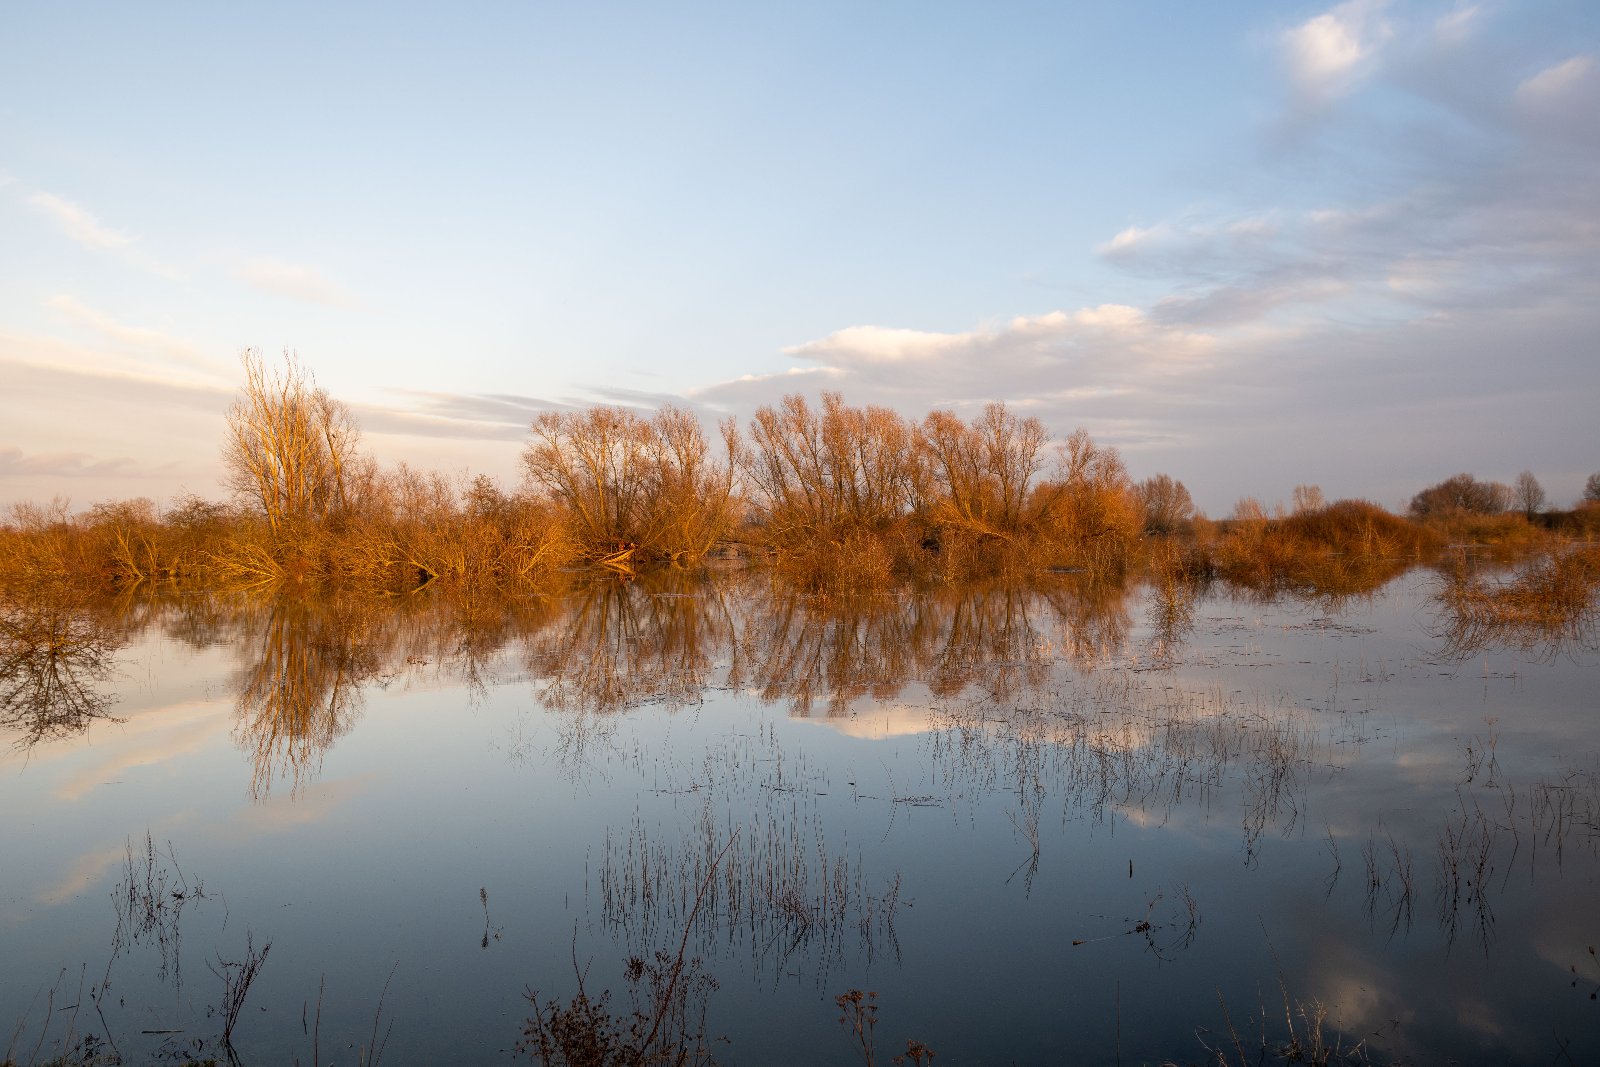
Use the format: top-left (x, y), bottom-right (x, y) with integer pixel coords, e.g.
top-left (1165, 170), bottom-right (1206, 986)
top-left (525, 573), bottom-right (735, 716)
top-left (232, 594), bottom-right (382, 799)
top-left (0, 590), bottom-right (124, 747)
top-left (4, 564), bottom-right (1600, 1064)
top-left (1432, 547), bottom-right (1600, 660)
top-left (732, 575), bottom-right (1132, 716)
top-left (927, 674), bottom-right (1324, 867)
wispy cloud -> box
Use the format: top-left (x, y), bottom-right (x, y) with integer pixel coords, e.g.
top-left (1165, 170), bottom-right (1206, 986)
top-left (235, 257), bottom-right (358, 308)
top-left (0, 445), bottom-right (155, 479)
top-left (23, 189), bottom-right (183, 279)
top-left (1515, 54), bottom-right (1595, 103)
top-left (368, 389), bottom-right (558, 439)
top-left (1432, 3), bottom-right (1481, 46)
top-left (46, 295), bottom-right (222, 374)
top-left (26, 191), bottom-right (133, 251)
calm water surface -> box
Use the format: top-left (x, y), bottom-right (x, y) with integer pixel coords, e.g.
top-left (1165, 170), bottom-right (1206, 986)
top-left (2, 568), bottom-right (1597, 1065)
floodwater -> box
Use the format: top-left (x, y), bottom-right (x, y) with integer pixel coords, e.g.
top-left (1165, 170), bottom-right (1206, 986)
top-left (2, 564), bottom-right (1597, 1065)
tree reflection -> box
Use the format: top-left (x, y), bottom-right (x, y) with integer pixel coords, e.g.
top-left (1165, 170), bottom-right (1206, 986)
top-left (731, 576), bottom-right (1132, 716)
top-left (233, 594), bottom-right (382, 798)
top-left (0, 590), bottom-right (123, 748)
top-left (524, 573), bottom-right (735, 716)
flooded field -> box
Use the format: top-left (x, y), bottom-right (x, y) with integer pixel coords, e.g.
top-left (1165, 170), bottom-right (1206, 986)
top-left (2, 563), bottom-right (1597, 1065)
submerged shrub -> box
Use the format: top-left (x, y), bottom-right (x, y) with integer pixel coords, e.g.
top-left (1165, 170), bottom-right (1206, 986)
top-left (523, 406), bottom-right (737, 568)
top-left (1211, 500), bottom-right (1442, 598)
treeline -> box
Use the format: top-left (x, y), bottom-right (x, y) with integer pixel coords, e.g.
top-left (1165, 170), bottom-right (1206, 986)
top-left (3, 351), bottom-right (1598, 596)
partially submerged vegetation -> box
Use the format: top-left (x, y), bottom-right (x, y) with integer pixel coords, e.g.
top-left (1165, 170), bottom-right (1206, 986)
top-left (1436, 543), bottom-right (1600, 657)
top-left (1202, 499), bottom-right (1443, 599)
top-left (2, 350), bottom-right (1597, 603)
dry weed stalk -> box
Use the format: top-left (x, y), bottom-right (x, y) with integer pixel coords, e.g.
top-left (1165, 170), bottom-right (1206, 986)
top-left (208, 931), bottom-right (272, 1052)
top-left (520, 830), bottom-right (740, 1067)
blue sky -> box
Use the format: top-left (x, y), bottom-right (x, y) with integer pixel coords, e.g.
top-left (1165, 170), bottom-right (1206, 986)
top-left (2, 0), bottom-right (1596, 514)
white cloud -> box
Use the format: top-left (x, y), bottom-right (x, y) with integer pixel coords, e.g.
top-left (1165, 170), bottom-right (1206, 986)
top-left (695, 304), bottom-right (1222, 445)
top-left (1283, 0), bottom-right (1391, 99)
top-left (784, 324), bottom-right (970, 364)
top-left (1515, 55), bottom-right (1595, 103)
top-left (781, 306), bottom-right (1214, 380)
top-left (1098, 223), bottom-right (1171, 257)
top-left (236, 257), bottom-right (357, 308)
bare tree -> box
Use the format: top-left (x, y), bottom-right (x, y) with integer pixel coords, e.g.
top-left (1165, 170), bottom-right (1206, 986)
top-left (743, 392), bottom-right (917, 543)
top-left (1512, 471), bottom-right (1545, 520)
top-left (1583, 472), bottom-right (1600, 505)
top-left (1291, 484), bottom-right (1325, 515)
top-left (1033, 429), bottom-right (1142, 576)
top-left (918, 403), bottom-right (1049, 537)
top-left (1231, 497), bottom-right (1267, 523)
top-left (222, 349), bottom-right (363, 534)
top-left (1136, 474), bottom-right (1194, 534)
top-left (521, 405), bottom-right (736, 565)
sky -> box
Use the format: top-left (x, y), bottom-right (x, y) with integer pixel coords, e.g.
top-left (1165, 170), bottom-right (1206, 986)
top-left (2, 0), bottom-right (1596, 515)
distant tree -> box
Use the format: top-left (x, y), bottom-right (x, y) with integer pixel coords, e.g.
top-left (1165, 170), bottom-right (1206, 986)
top-left (1511, 471), bottom-right (1546, 520)
top-left (1408, 474), bottom-right (1509, 518)
top-left (1291, 484), bottom-right (1325, 514)
top-left (222, 349), bottom-right (363, 535)
top-left (1231, 497), bottom-right (1267, 523)
top-left (1135, 474), bottom-right (1194, 534)
top-left (1585, 472), bottom-right (1600, 505)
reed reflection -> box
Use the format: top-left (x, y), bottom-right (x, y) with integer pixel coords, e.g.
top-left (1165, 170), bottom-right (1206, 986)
top-left (926, 674), bottom-right (1324, 869)
top-left (0, 590), bottom-right (124, 748)
top-left (596, 722), bottom-right (903, 988)
top-left (1432, 546), bottom-right (1600, 660)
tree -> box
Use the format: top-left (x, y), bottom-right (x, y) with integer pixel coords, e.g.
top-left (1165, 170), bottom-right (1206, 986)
top-left (222, 349), bottom-right (363, 535)
top-left (1033, 429), bottom-right (1142, 576)
top-left (1291, 484), bottom-right (1325, 515)
top-left (521, 405), bottom-right (736, 564)
top-left (1407, 474), bottom-right (1509, 518)
top-left (743, 392), bottom-right (918, 542)
top-left (918, 403), bottom-right (1049, 536)
top-left (1584, 472), bottom-right (1600, 505)
top-left (1231, 497), bottom-right (1267, 523)
top-left (1135, 474), bottom-right (1194, 534)
top-left (1512, 471), bottom-right (1545, 520)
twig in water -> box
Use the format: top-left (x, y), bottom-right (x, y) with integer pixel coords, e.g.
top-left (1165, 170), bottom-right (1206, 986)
top-left (209, 930), bottom-right (272, 1051)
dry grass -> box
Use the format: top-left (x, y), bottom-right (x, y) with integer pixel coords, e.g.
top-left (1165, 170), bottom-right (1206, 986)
top-left (1435, 545), bottom-right (1600, 657)
top-left (1199, 500), bottom-right (1442, 599)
